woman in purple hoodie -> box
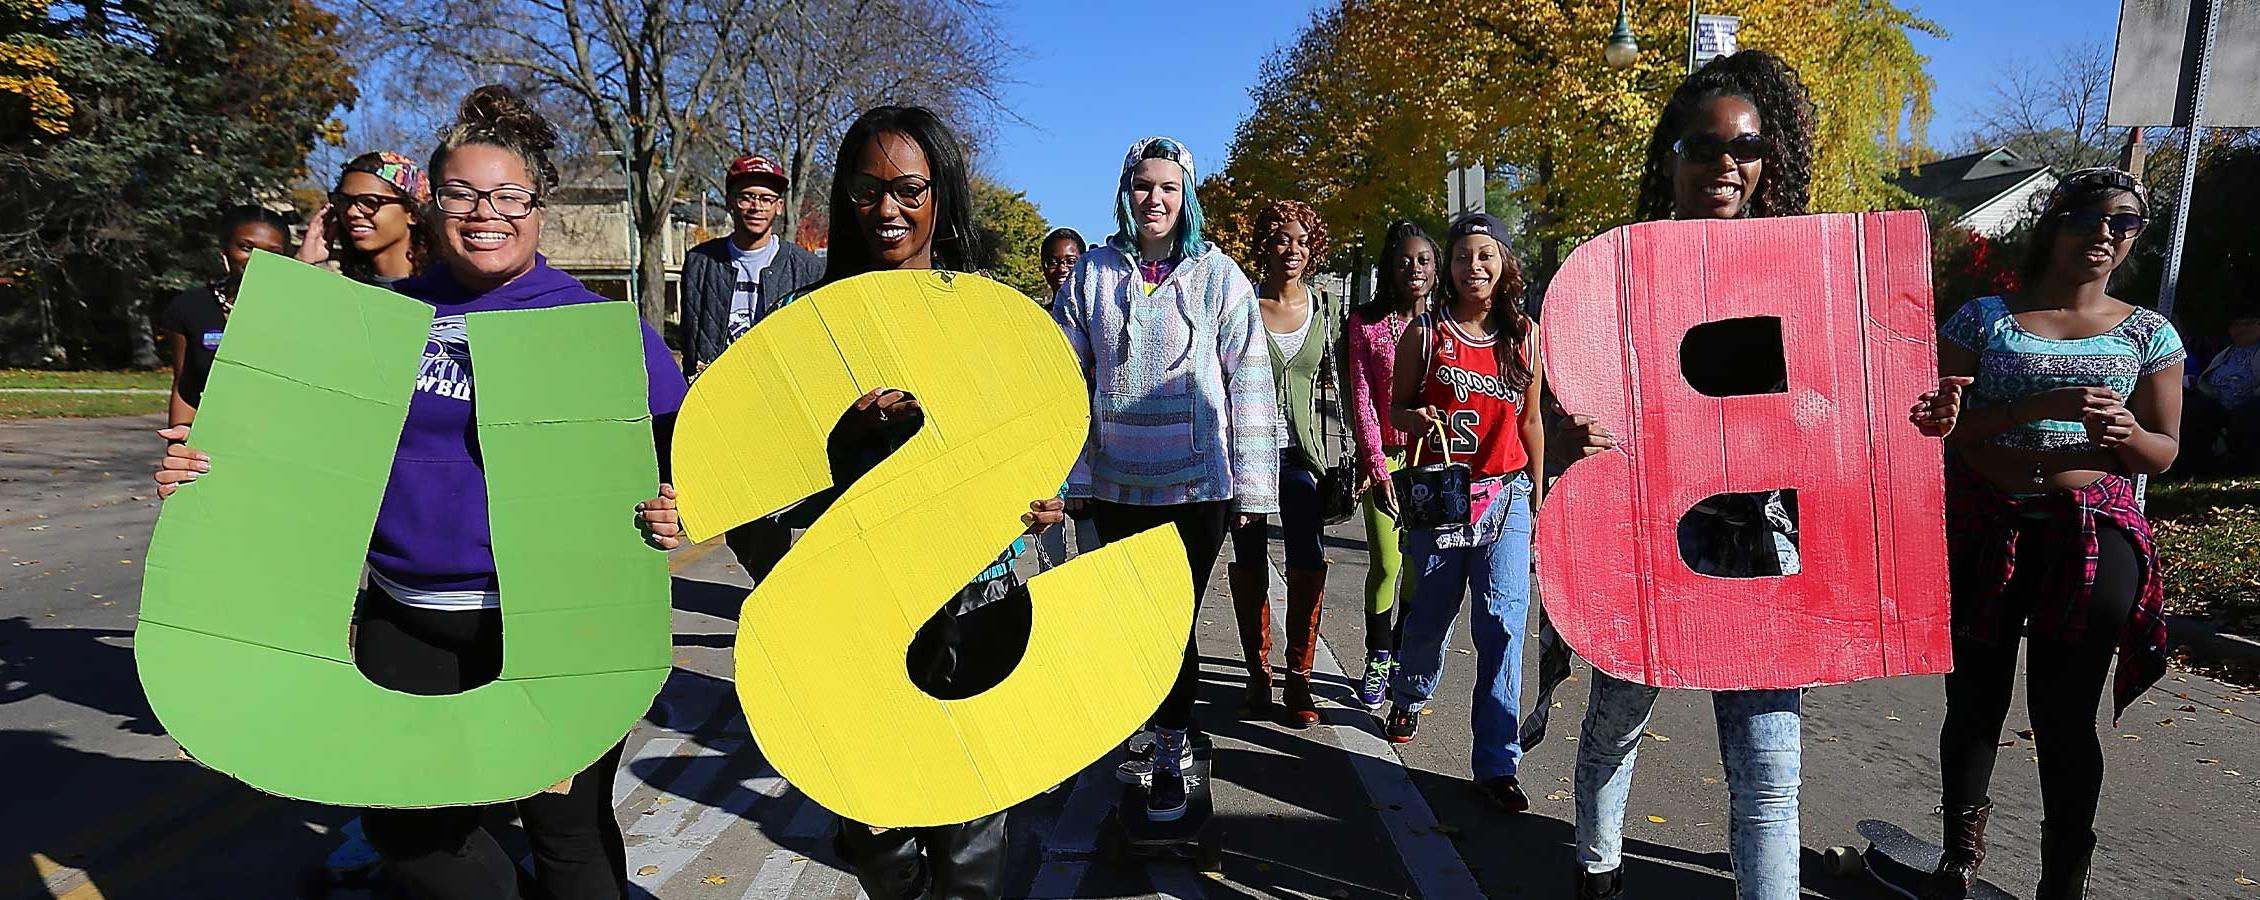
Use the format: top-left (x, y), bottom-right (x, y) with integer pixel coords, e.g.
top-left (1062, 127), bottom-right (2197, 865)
top-left (155, 85), bottom-right (687, 900)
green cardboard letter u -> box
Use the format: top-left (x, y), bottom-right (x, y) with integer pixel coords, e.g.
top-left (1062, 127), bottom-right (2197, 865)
top-left (136, 254), bottom-right (672, 807)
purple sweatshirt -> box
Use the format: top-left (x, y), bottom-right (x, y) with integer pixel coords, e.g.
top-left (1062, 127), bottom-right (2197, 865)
top-left (366, 257), bottom-right (687, 599)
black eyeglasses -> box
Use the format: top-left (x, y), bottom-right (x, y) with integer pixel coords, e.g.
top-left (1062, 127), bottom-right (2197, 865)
top-left (1673, 132), bottom-right (1769, 164)
top-left (329, 191), bottom-right (408, 216)
top-left (1041, 254), bottom-right (1079, 271)
top-left (2061, 209), bottom-right (2147, 240)
top-left (434, 184), bottom-right (541, 219)
top-left (846, 175), bottom-right (931, 210)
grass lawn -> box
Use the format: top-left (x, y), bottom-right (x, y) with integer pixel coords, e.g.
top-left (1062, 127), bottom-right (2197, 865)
top-left (0, 369), bottom-right (170, 419)
top-left (0, 368), bottom-right (172, 390)
top-left (2149, 475), bottom-right (2260, 632)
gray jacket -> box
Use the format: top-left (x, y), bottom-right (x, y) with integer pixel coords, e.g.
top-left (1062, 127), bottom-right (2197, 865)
top-left (679, 235), bottom-right (824, 377)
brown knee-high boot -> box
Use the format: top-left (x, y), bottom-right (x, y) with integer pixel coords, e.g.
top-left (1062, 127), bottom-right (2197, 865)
top-left (1281, 567), bottom-right (1327, 729)
top-left (1229, 562), bottom-right (1273, 717)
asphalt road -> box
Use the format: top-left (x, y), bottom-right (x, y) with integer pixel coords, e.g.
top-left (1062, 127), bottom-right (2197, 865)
top-left (2, 414), bottom-right (2256, 899)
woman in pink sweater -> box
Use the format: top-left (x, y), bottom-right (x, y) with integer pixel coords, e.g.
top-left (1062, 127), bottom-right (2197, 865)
top-left (1343, 219), bottom-right (1438, 710)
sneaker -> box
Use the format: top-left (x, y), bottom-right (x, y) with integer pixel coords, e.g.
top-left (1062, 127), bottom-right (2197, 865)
top-left (1114, 733), bottom-right (1195, 785)
top-left (1146, 730), bottom-right (1191, 822)
top-left (1359, 651), bottom-right (1394, 710)
top-left (1477, 775), bottom-right (1530, 813)
top-left (1385, 705), bottom-right (1419, 743)
top-left (1577, 867), bottom-right (1625, 899)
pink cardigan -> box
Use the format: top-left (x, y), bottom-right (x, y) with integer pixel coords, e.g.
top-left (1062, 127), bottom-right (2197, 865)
top-left (1344, 306), bottom-right (1410, 482)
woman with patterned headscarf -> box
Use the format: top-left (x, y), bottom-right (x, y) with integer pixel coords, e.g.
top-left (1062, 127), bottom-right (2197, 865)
top-left (297, 150), bottom-right (434, 287)
top-left (1052, 136), bottom-right (1279, 825)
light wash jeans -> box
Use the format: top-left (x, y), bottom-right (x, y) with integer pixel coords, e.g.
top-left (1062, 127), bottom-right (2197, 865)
top-left (1574, 675), bottom-right (1803, 898)
top-left (1389, 473), bottom-right (1534, 780)
top-left (1570, 490), bottom-right (1805, 899)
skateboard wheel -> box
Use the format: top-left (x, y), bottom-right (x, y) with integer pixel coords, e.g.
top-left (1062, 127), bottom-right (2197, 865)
top-left (1825, 845), bottom-right (1863, 877)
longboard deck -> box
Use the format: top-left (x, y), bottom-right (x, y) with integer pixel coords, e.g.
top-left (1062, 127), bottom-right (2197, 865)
top-left (1114, 732), bottom-right (1215, 847)
top-left (1856, 819), bottom-right (2014, 900)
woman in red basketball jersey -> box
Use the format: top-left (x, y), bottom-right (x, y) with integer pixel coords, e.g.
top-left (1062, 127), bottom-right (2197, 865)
top-left (1379, 211), bottom-right (1545, 813)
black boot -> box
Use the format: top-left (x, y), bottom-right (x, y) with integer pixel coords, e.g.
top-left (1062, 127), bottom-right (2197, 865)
top-left (2035, 824), bottom-right (2096, 900)
top-left (1577, 866), bottom-right (1624, 899)
top-left (925, 811), bottom-right (1009, 900)
top-left (1919, 801), bottom-right (1993, 899)
top-left (835, 821), bottom-right (928, 900)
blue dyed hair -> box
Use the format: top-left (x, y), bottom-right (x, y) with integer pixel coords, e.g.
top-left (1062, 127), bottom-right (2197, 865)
top-left (1110, 137), bottom-right (1208, 260)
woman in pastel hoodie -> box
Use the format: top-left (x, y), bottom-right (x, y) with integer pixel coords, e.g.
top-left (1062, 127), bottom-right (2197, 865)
top-left (1052, 136), bottom-right (1280, 824)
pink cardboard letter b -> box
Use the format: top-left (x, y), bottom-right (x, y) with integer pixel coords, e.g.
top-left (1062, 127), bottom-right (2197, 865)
top-left (1538, 211), bottom-right (1950, 690)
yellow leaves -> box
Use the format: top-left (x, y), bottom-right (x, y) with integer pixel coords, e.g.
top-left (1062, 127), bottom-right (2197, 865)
top-left (0, 38), bottom-right (72, 136)
top-left (1216, 0), bottom-right (1940, 250)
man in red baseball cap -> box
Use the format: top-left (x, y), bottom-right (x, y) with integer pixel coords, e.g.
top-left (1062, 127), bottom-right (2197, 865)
top-left (680, 153), bottom-right (824, 578)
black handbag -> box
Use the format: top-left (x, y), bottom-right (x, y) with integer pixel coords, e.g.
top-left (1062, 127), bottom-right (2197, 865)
top-left (1314, 294), bottom-right (1359, 526)
top-left (1392, 420), bottom-right (1472, 530)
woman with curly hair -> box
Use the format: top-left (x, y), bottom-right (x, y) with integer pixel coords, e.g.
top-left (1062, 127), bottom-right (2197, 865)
top-left (1226, 199), bottom-right (1339, 729)
top-left (1553, 50), bottom-right (1815, 900)
top-left (1343, 220), bottom-right (1437, 709)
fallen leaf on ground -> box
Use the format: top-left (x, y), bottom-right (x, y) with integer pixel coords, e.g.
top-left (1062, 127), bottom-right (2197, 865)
top-left (2121, 734), bottom-right (2141, 740)
top-left (1886, 715), bottom-right (1902, 722)
top-left (702, 875), bottom-right (727, 885)
top-left (1701, 777), bottom-right (1721, 785)
top-left (1998, 740), bottom-right (2018, 748)
top-left (2236, 876), bottom-right (2256, 886)
top-left (2178, 705), bottom-right (2199, 712)
top-left (2159, 719), bottom-right (2177, 727)
top-left (2199, 758), bottom-right (2221, 765)
top-left (2015, 729), bottom-right (2036, 740)
top-left (1647, 815), bottom-right (1667, 824)
top-left (636, 866), bottom-right (658, 876)
top-left (1419, 708), bottom-right (1435, 716)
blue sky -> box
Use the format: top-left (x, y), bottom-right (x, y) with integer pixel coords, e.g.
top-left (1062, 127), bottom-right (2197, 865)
top-left (982, 0), bottom-right (2132, 242)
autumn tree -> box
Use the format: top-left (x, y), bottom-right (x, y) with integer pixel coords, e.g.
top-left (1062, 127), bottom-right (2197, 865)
top-left (970, 177), bottom-right (1047, 299)
top-left (1211, 0), bottom-right (1940, 283)
top-left (1962, 39), bottom-right (2117, 173)
top-left (0, 0), bottom-right (356, 366)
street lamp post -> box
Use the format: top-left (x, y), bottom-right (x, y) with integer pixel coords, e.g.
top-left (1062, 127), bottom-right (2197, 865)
top-left (1603, 0), bottom-right (1639, 69)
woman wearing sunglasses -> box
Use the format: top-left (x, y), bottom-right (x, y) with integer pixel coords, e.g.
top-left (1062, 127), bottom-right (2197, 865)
top-left (297, 151), bottom-right (433, 288)
top-left (160, 84), bottom-right (688, 900)
top-left (1906, 167), bottom-right (2183, 900)
top-left (1549, 50), bottom-right (1816, 900)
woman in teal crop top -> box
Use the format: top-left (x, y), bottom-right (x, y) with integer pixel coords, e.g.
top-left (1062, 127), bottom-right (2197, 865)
top-left (1910, 167), bottom-right (2184, 900)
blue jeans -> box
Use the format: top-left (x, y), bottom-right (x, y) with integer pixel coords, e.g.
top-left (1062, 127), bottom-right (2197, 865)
top-left (1575, 673), bottom-right (1804, 899)
top-left (1388, 473), bottom-right (1533, 780)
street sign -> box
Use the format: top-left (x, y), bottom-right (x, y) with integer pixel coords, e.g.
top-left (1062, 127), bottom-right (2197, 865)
top-left (1694, 14), bottom-right (1742, 67)
top-left (1446, 162), bottom-right (1486, 217)
top-left (2107, 0), bottom-right (2260, 127)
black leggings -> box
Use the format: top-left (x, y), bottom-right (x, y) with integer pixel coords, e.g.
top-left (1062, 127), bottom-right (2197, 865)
top-left (354, 590), bottom-right (629, 900)
top-left (1939, 523), bottom-right (2140, 837)
top-left (1088, 500), bottom-right (1232, 731)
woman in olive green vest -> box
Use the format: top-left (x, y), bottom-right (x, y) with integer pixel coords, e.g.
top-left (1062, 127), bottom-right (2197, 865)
top-left (1228, 199), bottom-right (1341, 729)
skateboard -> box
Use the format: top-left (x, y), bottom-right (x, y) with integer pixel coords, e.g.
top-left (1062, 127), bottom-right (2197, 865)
top-left (1098, 730), bottom-right (1222, 872)
top-left (1822, 819), bottom-right (2013, 900)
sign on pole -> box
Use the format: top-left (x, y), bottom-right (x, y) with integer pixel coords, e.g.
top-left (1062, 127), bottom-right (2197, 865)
top-left (1446, 162), bottom-right (1486, 218)
top-left (2107, 0), bottom-right (2260, 128)
top-left (1694, 14), bottom-right (1742, 67)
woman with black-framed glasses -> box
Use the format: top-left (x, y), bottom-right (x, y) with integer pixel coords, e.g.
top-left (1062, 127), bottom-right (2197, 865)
top-left (1906, 166), bottom-right (2184, 900)
top-left (296, 151), bottom-right (433, 288)
top-left (160, 84), bottom-right (689, 900)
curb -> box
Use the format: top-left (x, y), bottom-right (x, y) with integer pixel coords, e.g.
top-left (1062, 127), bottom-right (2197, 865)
top-left (2166, 614), bottom-right (2260, 673)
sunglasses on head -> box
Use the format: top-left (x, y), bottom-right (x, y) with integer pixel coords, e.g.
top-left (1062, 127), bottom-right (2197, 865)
top-left (1673, 132), bottom-right (1769, 164)
top-left (2060, 208), bottom-right (2147, 240)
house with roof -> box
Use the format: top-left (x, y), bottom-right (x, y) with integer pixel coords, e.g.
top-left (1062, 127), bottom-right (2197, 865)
top-left (1891, 147), bottom-right (2060, 238)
